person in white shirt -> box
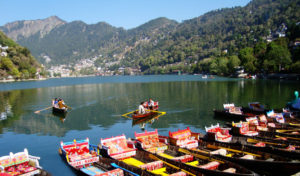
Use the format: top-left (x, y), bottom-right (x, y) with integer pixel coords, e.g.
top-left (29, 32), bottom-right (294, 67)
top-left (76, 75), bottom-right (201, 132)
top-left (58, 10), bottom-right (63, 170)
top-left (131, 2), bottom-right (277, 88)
top-left (148, 98), bottom-right (155, 110)
top-left (138, 102), bottom-right (146, 114)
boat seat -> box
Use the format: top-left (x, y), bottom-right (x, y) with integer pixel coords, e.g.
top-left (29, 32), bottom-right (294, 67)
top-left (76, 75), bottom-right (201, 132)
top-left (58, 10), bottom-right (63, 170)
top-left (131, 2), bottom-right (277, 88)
top-left (158, 153), bottom-right (174, 159)
top-left (151, 167), bottom-right (168, 176)
top-left (199, 161), bottom-right (220, 170)
top-left (186, 160), bottom-right (199, 167)
top-left (210, 149), bottom-right (227, 156)
top-left (172, 155), bottom-right (193, 163)
top-left (240, 155), bottom-right (254, 160)
top-left (122, 158), bottom-right (144, 167)
top-left (223, 168), bottom-right (236, 173)
top-left (169, 127), bottom-right (198, 149)
top-left (205, 124), bottom-right (232, 142)
top-left (140, 161), bottom-right (163, 171)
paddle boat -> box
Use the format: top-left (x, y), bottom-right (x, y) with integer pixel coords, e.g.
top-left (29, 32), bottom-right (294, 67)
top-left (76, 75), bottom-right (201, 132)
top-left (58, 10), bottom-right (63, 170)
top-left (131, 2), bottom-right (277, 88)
top-left (59, 138), bottom-right (124, 176)
top-left (0, 148), bottom-right (49, 176)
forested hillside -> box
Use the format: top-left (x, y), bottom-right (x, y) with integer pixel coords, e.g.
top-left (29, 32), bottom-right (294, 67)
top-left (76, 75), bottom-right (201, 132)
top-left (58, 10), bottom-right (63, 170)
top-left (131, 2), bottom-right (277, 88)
top-left (0, 31), bottom-right (42, 79)
top-left (123, 0), bottom-right (300, 74)
top-left (1, 0), bottom-right (300, 75)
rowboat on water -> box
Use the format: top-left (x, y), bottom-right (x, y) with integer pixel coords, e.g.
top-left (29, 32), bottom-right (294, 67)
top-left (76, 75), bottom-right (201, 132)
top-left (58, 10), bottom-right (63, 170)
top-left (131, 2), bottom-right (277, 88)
top-left (0, 148), bottom-right (50, 176)
top-left (59, 138), bottom-right (125, 176)
top-left (131, 110), bottom-right (158, 119)
top-left (52, 106), bottom-right (68, 114)
top-left (134, 129), bottom-right (257, 176)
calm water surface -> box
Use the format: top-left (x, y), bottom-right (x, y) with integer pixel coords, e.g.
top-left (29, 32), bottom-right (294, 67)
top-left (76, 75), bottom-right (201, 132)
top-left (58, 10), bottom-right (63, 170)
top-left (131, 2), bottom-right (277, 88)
top-left (0, 75), bottom-right (299, 175)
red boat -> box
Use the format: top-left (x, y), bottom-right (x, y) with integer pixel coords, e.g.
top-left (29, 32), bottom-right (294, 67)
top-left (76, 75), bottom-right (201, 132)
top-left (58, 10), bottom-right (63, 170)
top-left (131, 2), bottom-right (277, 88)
top-left (132, 111), bottom-right (158, 119)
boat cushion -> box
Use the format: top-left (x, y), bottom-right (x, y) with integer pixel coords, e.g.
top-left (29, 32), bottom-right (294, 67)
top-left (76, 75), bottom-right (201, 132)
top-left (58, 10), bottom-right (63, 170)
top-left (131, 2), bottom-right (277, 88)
top-left (140, 161), bottom-right (163, 171)
top-left (199, 161), bottom-right (220, 170)
top-left (169, 127), bottom-right (198, 149)
top-left (223, 168), bottom-right (236, 173)
top-left (172, 155), bottom-right (193, 163)
top-left (101, 135), bottom-right (136, 159)
top-left (135, 130), bottom-right (167, 153)
top-left (240, 155), bottom-right (254, 160)
top-left (239, 123), bottom-right (259, 136)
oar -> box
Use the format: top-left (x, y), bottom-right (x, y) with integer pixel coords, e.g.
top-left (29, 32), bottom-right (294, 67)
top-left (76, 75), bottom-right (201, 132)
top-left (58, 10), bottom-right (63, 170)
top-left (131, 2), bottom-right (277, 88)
top-left (34, 106), bottom-right (52, 114)
top-left (66, 105), bottom-right (72, 110)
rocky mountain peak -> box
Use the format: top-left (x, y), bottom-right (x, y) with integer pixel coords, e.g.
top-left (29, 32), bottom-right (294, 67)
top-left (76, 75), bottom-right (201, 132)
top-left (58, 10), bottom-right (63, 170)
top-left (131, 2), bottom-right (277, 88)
top-left (0, 16), bottom-right (66, 40)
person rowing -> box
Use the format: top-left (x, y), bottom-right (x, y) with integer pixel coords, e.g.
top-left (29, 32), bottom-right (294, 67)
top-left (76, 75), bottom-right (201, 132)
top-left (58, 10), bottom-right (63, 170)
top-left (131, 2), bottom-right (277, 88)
top-left (138, 102), bottom-right (146, 114)
top-left (58, 98), bottom-right (68, 109)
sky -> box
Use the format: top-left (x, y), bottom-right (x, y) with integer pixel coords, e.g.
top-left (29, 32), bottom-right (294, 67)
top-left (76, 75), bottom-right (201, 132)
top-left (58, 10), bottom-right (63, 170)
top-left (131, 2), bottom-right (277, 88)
top-left (1, 0), bottom-right (251, 29)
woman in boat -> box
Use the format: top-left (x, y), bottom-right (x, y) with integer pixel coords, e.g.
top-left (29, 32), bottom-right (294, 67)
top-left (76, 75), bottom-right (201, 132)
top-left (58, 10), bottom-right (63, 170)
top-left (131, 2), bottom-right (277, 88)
top-left (138, 102), bottom-right (146, 114)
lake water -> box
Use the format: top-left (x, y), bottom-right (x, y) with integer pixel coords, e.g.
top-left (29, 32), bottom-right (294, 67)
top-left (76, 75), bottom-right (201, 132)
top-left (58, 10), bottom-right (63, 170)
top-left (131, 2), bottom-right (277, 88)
top-left (0, 75), bottom-right (299, 175)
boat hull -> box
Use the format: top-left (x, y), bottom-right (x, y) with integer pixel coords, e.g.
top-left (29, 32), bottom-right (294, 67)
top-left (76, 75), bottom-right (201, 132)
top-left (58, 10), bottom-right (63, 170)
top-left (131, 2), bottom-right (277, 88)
top-left (132, 111), bottom-right (157, 120)
top-left (52, 107), bottom-right (67, 114)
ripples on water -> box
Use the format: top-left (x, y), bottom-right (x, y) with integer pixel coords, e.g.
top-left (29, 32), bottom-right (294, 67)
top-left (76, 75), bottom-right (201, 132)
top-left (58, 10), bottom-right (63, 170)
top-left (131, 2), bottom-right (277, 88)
top-left (0, 75), bottom-right (299, 175)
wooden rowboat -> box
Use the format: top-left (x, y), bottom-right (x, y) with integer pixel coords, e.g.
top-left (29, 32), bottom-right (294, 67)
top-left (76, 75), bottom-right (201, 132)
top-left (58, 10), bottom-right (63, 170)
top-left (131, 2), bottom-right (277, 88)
top-left (193, 140), bottom-right (300, 176)
top-left (99, 134), bottom-right (194, 176)
top-left (132, 110), bottom-right (158, 119)
top-left (0, 148), bottom-right (50, 176)
top-left (59, 138), bottom-right (126, 176)
top-left (52, 106), bottom-right (67, 114)
top-left (153, 144), bottom-right (257, 176)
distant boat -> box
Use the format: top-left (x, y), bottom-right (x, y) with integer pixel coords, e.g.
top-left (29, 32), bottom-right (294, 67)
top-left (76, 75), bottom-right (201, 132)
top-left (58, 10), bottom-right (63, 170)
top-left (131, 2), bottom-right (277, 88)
top-left (202, 75), bottom-right (208, 79)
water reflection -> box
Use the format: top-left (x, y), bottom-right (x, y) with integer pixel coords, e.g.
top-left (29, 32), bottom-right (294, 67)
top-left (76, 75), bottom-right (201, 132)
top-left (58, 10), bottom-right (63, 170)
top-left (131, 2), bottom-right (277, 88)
top-left (0, 78), bottom-right (298, 137)
top-left (132, 113), bottom-right (166, 131)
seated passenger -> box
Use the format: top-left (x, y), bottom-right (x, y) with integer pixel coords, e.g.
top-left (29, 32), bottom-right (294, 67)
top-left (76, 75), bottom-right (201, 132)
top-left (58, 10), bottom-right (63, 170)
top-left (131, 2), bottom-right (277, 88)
top-left (52, 98), bottom-right (59, 108)
top-left (148, 98), bottom-right (155, 110)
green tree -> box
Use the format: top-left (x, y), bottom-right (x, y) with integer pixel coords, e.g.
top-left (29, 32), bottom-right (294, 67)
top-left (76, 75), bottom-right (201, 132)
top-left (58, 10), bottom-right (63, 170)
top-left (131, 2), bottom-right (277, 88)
top-left (238, 47), bottom-right (257, 73)
top-left (227, 55), bottom-right (241, 74)
top-left (264, 42), bottom-right (292, 72)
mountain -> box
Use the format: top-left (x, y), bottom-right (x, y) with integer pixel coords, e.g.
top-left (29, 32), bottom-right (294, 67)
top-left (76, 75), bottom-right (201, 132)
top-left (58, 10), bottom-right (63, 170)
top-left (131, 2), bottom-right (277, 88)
top-left (0, 0), bottom-right (299, 74)
top-left (0, 31), bottom-right (42, 79)
top-left (0, 16), bottom-right (65, 41)
top-left (0, 16), bottom-right (177, 66)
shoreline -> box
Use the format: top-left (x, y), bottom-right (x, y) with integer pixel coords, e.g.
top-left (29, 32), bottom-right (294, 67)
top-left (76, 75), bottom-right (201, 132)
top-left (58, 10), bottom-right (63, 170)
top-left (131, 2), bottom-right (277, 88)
top-left (0, 77), bottom-right (47, 83)
top-left (0, 73), bottom-right (299, 83)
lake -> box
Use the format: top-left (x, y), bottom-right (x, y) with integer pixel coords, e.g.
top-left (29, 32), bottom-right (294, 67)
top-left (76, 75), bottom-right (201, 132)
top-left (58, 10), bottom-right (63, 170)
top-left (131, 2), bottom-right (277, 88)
top-left (0, 75), bottom-right (299, 175)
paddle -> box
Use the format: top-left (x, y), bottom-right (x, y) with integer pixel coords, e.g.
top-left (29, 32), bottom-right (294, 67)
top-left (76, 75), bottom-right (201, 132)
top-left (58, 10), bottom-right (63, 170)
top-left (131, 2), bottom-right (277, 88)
top-left (34, 106), bottom-right (52, 114)
top-left (66, 105), bottom-right (72, 110)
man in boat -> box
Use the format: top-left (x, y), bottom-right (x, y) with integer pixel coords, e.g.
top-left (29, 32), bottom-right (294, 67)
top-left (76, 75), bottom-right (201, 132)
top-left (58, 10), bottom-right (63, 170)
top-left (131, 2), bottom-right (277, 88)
top-left (58, 98), bottom-right (68, 109)
top-left (138, 102), bottom-right (146, 114)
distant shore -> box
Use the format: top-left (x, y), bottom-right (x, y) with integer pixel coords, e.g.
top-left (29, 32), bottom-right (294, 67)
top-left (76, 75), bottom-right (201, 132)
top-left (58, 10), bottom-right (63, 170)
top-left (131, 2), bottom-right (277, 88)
top-left (0, 77), bottom-right (47, 83)
top-left (0, 73), bottom-right (299, 83)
